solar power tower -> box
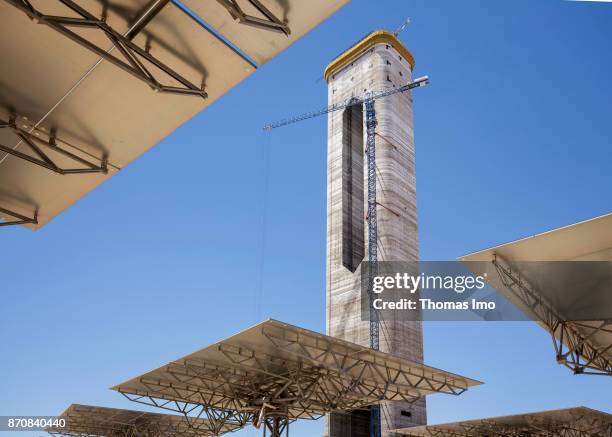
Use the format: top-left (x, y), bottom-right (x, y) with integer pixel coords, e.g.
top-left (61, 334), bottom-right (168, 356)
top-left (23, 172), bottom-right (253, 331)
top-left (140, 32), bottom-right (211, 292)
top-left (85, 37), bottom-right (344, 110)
top-left (324, 31), bottom-right (425, 436)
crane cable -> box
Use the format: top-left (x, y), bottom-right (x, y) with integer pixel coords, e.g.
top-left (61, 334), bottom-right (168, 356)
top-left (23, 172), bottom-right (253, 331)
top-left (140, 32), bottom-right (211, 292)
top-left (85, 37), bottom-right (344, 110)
top-left (255, 131), bottom-right (271, 322)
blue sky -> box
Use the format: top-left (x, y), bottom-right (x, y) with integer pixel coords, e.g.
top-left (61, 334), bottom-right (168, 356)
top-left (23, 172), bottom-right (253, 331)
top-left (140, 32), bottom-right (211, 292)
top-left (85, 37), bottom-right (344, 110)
top-left (1, 0), bottom-right (611, 436)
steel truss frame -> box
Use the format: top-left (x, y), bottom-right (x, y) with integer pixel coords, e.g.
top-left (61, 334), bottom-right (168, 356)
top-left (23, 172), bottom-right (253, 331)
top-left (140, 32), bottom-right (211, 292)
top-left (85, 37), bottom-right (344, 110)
top-left (0, 116), bottom-right (107, 175)
top-left (526, 416), bottom-right (612, 437)
top-left (47, 405), bottom-right (230, 437)
top-left (529, 410), bottom-right (612, 436)
top-left (399, 407), bottom-right (612, 436)
top-left (261, 416), bottom-right (290, 437)
top-left (492, 256), bottom-right (612, 376)
top-left (0, 205), bottom-right (37, 227)
top-left (216, 0), bottom-right (290, 35)
top-left (412, 426), bottom-right (601, 437)
top-left (49, 419), bottom-right (205, 437)
top-left (409, 418), bottom-right (611, 437)
top-left (5, 0), bottom-right (207, 98)
top-left (117, 323), bottom-right (470, 436)
top-left (117, 394), bottom-right (250, 437)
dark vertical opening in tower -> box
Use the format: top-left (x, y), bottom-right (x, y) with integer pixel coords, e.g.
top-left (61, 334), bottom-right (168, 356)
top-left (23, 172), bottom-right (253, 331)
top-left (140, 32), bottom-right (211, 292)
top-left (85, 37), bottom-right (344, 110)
top-left (342, 102), bottom-right (365, 273)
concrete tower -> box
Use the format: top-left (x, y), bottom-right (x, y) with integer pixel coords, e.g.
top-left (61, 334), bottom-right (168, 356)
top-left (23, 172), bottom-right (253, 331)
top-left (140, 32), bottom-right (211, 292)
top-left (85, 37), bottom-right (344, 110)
top-left (324, 31), bottom-right (425, 437)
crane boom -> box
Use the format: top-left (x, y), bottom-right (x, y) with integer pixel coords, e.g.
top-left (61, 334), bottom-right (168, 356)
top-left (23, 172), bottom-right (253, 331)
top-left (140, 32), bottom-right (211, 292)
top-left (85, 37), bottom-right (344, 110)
top-left (262, 76), bottom-right (429, 131)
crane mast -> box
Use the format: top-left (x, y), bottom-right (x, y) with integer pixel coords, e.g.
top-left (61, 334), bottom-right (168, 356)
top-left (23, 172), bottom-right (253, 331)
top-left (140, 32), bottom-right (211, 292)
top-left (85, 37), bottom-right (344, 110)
top-left (365, 96), bottom-right (381, 437)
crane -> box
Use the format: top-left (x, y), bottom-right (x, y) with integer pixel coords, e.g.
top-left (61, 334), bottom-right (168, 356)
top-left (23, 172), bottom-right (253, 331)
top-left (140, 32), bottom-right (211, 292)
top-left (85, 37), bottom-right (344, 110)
top-left (263, 74), bottom-right (429, 437)
top-left (262, 75), bottom-right (428, 131)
